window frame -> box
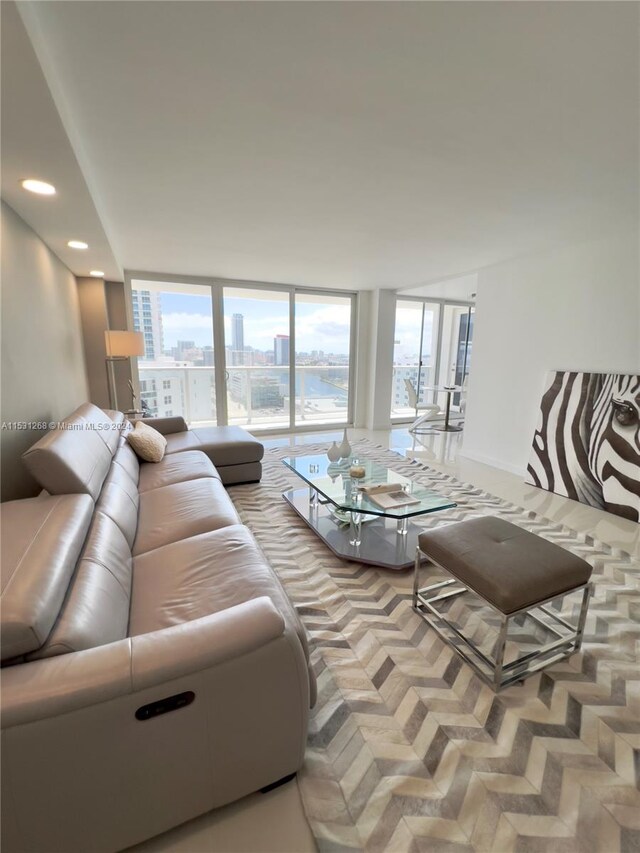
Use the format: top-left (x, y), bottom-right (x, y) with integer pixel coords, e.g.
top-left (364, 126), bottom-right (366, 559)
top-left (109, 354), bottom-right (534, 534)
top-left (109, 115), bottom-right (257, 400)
top-left (125, 271), bottom-right (358, 433)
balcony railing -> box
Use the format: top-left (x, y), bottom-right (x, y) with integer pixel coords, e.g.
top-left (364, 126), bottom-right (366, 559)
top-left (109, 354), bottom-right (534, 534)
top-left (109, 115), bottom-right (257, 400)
top-left (138, 363), bottom-right (350, 429)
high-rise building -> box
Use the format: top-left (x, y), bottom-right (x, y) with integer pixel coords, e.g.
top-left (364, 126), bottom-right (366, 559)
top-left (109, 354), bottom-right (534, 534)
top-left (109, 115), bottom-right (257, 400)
top-left (231, 313), bottom-right (245, 366)
top-left (274, 334), bottom-right (289, 366)
top-left (231, 314), bottom-right (244, 352)
top-left (131, 289), bottom-right (163, 360)
top-left (172, 340), bottom-right (196, 362)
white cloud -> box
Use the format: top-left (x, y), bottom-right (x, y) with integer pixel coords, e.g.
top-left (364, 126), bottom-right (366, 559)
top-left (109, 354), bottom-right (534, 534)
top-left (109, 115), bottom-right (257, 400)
top-left (225, 304), bottom-right (352, 353)
top-left (162, 312), bottom-right (211, 330)
top-left (161, 312), bottom-right (213, 347)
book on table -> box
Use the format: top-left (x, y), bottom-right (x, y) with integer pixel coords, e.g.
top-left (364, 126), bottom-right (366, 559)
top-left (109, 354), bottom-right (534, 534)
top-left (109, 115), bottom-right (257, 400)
top-left (360, 482), bottom-right (404, 496)
top-left (367, 489), bottom-right (421, 510)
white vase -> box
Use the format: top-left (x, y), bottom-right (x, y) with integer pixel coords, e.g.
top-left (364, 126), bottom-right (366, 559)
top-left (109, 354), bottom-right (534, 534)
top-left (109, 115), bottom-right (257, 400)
top-left (338, 428), bottom-right (351, 459)
top-left (327, 441), bottom-right (341, 462)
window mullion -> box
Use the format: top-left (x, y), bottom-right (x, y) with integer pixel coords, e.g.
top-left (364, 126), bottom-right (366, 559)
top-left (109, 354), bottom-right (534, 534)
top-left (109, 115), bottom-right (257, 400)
top-left (212, 283), bottom-right (228, 425)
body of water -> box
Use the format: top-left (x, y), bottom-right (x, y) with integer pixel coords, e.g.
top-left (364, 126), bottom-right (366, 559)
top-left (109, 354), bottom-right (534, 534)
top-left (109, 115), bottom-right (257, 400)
top-left (286, 372), bottom-right (348, 400)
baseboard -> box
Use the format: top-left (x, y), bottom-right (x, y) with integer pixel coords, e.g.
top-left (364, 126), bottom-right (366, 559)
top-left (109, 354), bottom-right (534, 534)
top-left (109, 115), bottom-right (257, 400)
top-left (458, 449), bottom-right (527, 479)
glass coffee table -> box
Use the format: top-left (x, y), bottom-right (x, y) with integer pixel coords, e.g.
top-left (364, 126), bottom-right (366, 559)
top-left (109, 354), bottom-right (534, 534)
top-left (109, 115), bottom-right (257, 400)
top-left (282, 454), bottom-right (456, 570)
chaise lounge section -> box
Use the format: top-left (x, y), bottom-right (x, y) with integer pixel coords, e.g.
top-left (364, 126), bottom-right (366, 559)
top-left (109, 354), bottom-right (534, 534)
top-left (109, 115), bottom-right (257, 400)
top-left (1, 404), bottom-right (314, 853)
top-left (140, 416), bottom-right (264, 485)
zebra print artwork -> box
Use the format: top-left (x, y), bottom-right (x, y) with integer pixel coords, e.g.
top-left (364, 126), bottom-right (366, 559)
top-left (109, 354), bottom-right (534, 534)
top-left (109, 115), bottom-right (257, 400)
top-left (526, 371), bottom-right (640, 522)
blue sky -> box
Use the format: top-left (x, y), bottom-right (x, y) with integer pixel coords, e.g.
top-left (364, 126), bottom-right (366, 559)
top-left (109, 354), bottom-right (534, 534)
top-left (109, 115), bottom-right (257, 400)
top-left (158, 292), bottom-right (352, 354)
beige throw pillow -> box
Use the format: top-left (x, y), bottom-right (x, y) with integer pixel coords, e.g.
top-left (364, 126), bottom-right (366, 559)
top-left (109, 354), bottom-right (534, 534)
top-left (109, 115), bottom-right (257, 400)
top-left (127, 420), bottom-right (167, 463)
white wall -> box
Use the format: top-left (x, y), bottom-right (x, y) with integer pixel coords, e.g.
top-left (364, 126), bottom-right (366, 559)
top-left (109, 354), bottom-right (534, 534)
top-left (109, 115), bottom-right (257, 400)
top-left (76, 276), bottom-right (111, 409)
top-left (1, 201), bottom-right (89, 500)
top-left (462, 230), bottom-right (640, 475)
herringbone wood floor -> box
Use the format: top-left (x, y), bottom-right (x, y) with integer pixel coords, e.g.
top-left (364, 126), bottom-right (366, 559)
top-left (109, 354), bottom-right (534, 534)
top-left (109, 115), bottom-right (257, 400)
top-left (230, 440), bottom-right (640, 853)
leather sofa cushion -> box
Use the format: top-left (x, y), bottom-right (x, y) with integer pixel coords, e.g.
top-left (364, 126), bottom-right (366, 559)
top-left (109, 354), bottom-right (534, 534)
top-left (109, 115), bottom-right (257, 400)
top-left (216, 461), bottom-right (262, 486)
top-left (161, 431), bottom-right (201, 453)
top-left (79, 404), bottom-right (126, 455)
top-left (30, 512), bottom-right (133, 659)
top-left (418, 517), bottom-right (593, 615)
top-left (133, 478), bottom-right (240, 556)
top-left (137, 450), bottom-right (221, 493)
top-left (96, 465), bottom-right (140, 549)
top-left (1, 495), bottom-right (94, 661)
top-left (22, 404), bottom-right (117, 500)
top-left (164, 426), bottom-right (264, 467)
top-left (129, 525), bottom-right (309, 664)
top-left (140, 416), bottom-right (188, 435)
top-left (112, 441), bottom-right (141, 485)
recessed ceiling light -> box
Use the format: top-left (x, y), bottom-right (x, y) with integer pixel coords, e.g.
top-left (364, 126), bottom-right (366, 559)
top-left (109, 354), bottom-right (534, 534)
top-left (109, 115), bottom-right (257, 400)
top-left (21, 178), bottom-right (56, 195)
top-left (90, 270), bottom-right (105, 277)
top-left (67, 240), bottom-right (88, 250)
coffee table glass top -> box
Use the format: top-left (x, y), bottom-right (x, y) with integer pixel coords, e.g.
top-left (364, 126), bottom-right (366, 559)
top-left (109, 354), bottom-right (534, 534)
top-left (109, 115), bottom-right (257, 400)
top-left (282, 454), bottom-right (456, 519)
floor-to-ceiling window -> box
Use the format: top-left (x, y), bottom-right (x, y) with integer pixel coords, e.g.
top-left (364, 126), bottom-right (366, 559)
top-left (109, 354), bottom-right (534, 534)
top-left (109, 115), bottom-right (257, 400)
top-left (129, 276), bottom-right (356, 431)
top-left (390, 300), bottom-right (440, 418)
top-left (294, 292), bottom-right (353, 427)
top-left (131, 280), bottom-right (216, 424)
top-left (222, 287), bottom-right (290, 429)
top-left (390, 297), bottom-right (473, 420)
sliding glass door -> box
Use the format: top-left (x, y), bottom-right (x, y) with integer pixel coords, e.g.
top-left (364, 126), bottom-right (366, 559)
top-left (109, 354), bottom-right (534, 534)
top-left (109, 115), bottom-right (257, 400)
top-left (221, 286), bottom-right (355, 430)
top-left (294, 292), bottom-right (352, 427)
top-left (222, 287), bottom-right (290, 429)
top-left (131, 280), bottom-right (216, 424)
top-left (129, 277), bottom-right (356, 431)
top-left (390, 300), bottom-right (440, 417)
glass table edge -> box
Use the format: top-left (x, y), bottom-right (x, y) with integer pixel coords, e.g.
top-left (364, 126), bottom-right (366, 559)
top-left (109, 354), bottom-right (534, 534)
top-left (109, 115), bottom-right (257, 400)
top-left (281, 457), bottom-right (457, 518)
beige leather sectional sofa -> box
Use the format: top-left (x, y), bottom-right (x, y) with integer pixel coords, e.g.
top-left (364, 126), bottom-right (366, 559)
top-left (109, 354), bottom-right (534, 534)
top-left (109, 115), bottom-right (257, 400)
top-left (138, 414), bottom-right (265, 485)
top-left (1, 404), bottom-right (315, 853)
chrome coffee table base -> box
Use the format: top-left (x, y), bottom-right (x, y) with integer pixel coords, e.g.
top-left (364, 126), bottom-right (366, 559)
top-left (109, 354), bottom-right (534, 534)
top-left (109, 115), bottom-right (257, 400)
top-left (283, 488), bottom-right (425, 570)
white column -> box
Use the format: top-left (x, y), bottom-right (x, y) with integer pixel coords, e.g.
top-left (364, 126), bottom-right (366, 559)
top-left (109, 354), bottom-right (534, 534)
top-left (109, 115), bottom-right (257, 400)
top-left (353, 291), bottom-right (371, 427)
top-left (365, 289), bottom-right (397, 431)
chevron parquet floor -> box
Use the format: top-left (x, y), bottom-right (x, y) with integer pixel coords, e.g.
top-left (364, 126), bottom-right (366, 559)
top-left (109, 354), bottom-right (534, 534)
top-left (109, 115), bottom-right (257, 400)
top-left (231, 441), bottom-right (639, 853)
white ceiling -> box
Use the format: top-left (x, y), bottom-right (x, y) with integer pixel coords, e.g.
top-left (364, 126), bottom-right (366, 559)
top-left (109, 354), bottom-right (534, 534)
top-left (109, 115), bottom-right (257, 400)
top-left (399, 273), bottom-right (478, 303)
top-left (1, 3), bottom-right (120, 280)
top-left (10, 1), bottom-right (640, 291)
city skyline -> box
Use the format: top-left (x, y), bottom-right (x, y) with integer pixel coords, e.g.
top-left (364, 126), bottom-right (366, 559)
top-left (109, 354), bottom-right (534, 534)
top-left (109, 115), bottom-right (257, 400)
top-left (145, 291), bottom-right (352, 355)
top-left (133, 289), bottom-right (440, 369)
top-left (135, 290), bottom-right (435, 361)
top-left (133, 287), bottom-right (470, 423)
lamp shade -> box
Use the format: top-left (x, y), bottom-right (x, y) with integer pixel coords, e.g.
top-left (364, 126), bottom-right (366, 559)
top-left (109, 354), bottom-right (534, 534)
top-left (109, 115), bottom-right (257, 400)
top-left (104, 330), bottom-right (144, 358)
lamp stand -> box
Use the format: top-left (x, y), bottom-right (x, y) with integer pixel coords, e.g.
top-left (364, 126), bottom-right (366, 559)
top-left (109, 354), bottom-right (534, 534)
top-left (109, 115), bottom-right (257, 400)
top-left (106, 357), bottom-right (125, 410)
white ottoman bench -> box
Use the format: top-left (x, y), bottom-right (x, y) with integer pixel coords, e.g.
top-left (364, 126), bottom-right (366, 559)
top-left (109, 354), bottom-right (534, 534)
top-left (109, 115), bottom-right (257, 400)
top-left (414, 517), bottom-right (593, 690)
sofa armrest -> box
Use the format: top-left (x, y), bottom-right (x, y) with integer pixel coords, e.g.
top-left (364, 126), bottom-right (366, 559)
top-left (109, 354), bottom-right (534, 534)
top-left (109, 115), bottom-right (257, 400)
top-left (131, 597), bottom-right (285, 690)
top-left (1, 598), bottom-right (285, 728)
top-left (140, 416), bottom-right (188, 435)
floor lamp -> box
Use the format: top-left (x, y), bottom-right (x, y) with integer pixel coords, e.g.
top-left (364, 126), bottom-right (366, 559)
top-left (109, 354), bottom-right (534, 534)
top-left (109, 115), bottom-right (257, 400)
top-left (104, 330), bottom-right (145, 411)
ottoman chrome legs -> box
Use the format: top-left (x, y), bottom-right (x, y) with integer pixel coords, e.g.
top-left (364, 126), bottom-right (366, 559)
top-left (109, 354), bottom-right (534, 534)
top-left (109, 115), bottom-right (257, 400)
top-left (413, 547), bottom-right (593, 691)
top-left (493, 617), bottom-right (508, 690)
